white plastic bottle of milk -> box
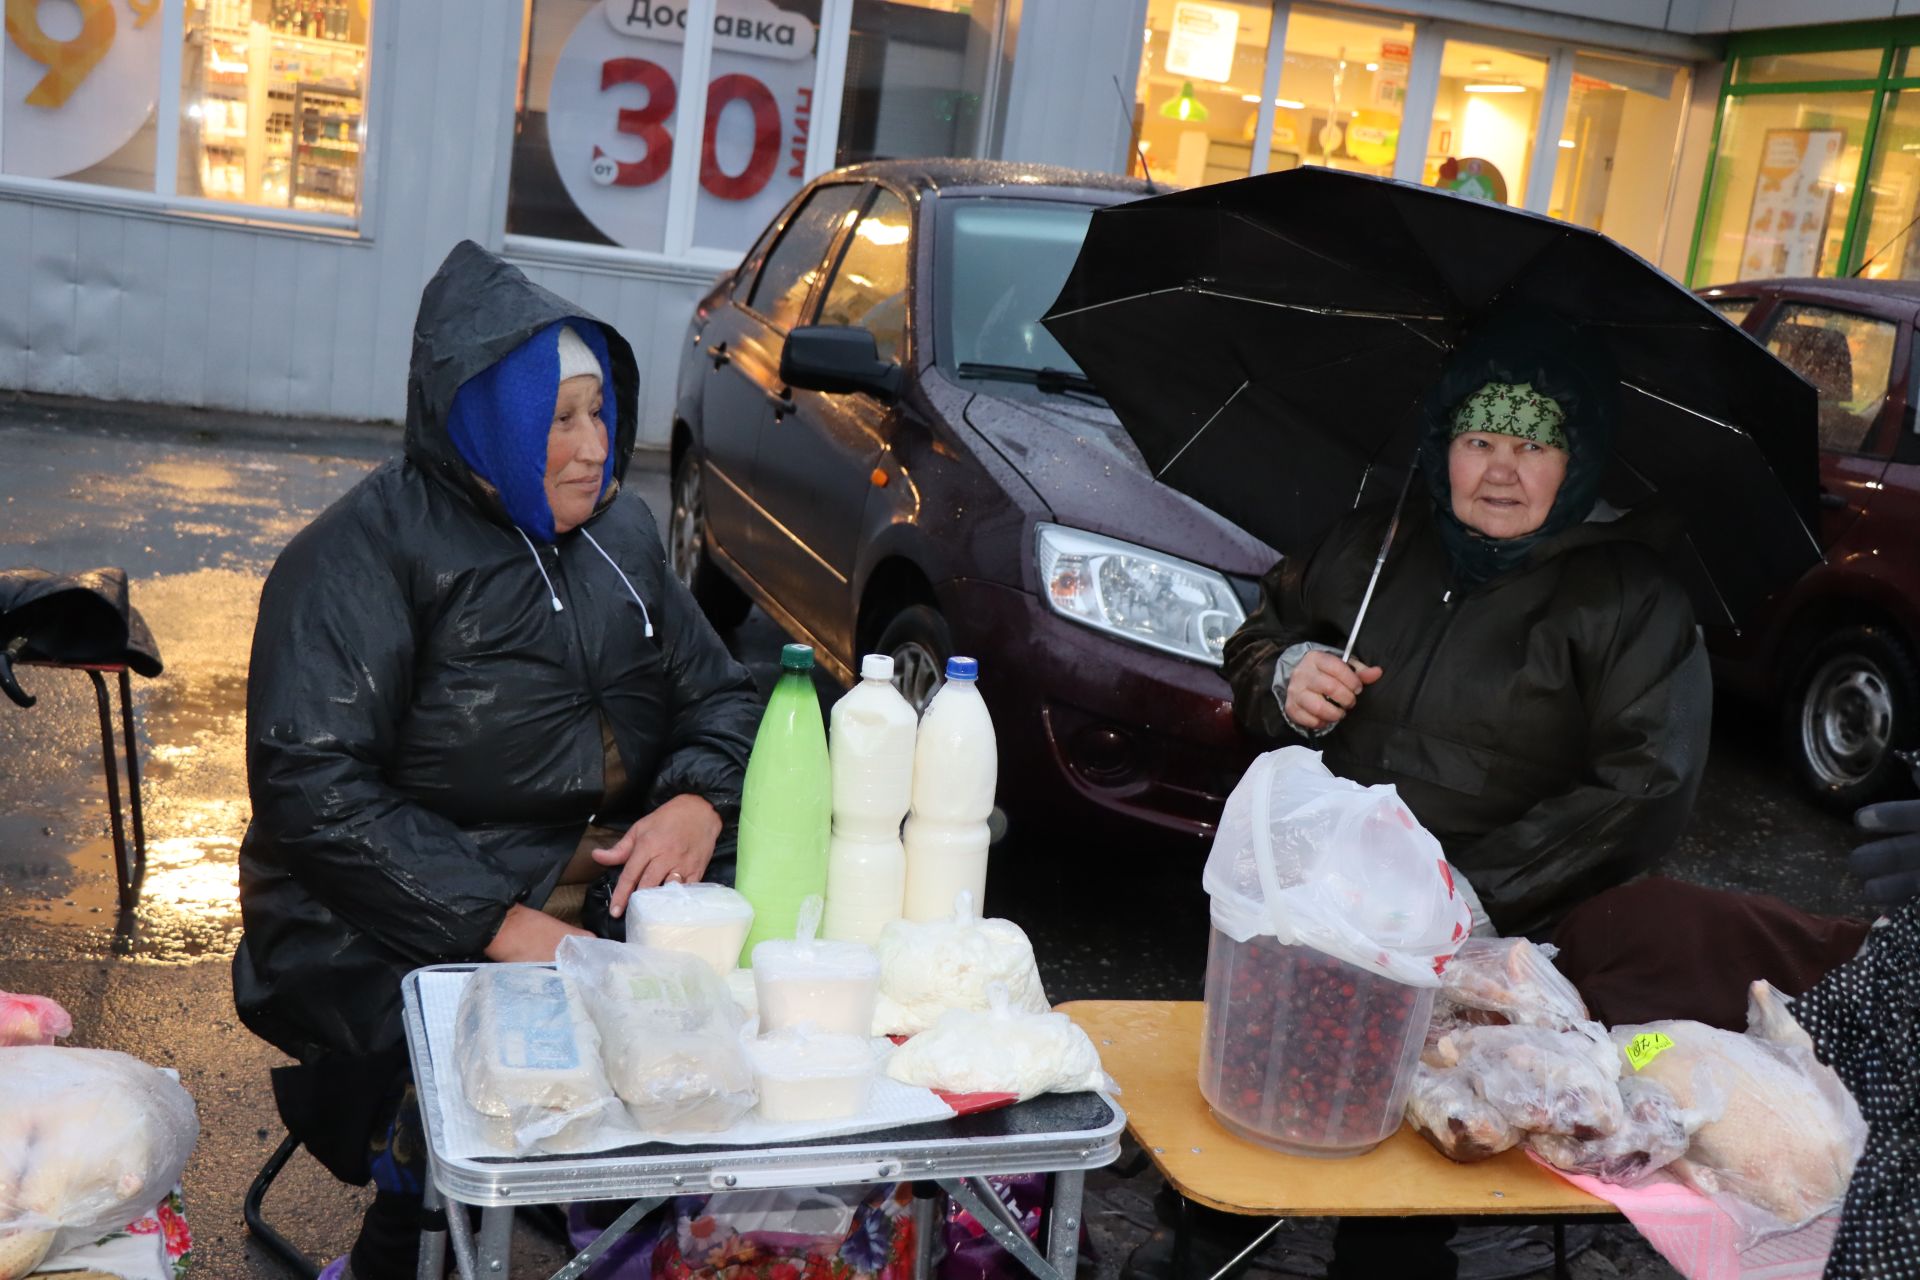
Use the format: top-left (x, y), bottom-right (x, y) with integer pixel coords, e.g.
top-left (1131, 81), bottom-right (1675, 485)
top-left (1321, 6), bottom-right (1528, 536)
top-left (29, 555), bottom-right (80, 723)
top-left (901, 656), bottom-right (997, 921)
top-left (822, 654), bottom-right (917, 943)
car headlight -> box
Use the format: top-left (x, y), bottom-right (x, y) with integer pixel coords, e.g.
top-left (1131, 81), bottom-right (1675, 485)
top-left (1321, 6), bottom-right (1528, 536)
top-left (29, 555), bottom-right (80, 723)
top-left (1035, 523), bottom-right (1248, 666)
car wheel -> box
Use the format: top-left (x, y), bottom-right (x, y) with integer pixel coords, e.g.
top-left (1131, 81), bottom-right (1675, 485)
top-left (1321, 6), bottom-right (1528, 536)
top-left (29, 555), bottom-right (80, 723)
top-left (1783, 625), bottom-right (1920, 810)
top-left (874, 603), bottom-right (951, 714)
top-left (670, 449), bottom-right (751, 630)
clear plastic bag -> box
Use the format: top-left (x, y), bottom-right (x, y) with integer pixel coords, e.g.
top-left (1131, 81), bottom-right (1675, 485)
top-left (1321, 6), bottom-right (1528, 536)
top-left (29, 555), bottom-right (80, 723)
top-left (885, 985), bottom-right (1114, 1102)
top-left (752, 897), bottom-right (881, 1038)
top-left (627, 882), bottom-right (755, 977)
top-left (0, 1047), bottom-right (199, 1271)
top-left (873, 891), bottom-right (1048, 1036)
top-left (1438, 939), bottom-right (1589, 1029)
top-left (1431, 1023), bottom-right (1624, 1139)
top-left (556, 937), bottom-right (756, 1133)
top-left (1203, 747), bottom-right (1470, 987)
top-left (0, 994), bottom-right (70, 1049)
top-left (1405, 1061), bottom-right (1520, 1162)
top-left (1608, 1017), bottom-right (1868, 1242)
top-left (452, 966), bottom-right (630, 1154)
top-left (1527, 1073), bottom-right (1720, 1186)
top-left (746, 1026), bottom-right (877, 1123)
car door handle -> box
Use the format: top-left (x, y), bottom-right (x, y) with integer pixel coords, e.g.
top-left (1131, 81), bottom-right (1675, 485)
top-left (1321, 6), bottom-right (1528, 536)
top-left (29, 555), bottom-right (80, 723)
top-left (1818, 488), bottom-right (1848, 510)
top-left (708, 342), bottom-right (730, 369)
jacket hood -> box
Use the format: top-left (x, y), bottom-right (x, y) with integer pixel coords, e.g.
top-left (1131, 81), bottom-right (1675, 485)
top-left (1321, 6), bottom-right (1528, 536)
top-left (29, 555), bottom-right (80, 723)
top-left (406, 241), bottom-right (641, 530)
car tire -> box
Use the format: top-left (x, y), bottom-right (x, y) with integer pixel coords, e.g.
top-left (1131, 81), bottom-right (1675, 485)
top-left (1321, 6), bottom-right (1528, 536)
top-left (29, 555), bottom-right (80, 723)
top-left (874, 603), bottom-right (952, 715)
top-left (1781, 625), bottom-right (1920, 810)
top-left (669, 448), bottom-right (752, 631)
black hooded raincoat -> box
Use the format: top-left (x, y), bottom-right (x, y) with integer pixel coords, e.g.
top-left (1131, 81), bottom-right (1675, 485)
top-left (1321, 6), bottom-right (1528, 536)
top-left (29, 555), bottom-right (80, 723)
top-left (1223, 496), bottom-right (1711, 937)
top-left (232, 242), bottom-right (760, 1174)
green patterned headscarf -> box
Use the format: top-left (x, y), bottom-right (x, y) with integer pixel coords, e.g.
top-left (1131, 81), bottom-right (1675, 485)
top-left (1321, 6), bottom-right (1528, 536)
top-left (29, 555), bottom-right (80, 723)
top-left (1448, 381), bottom-right (1569, 451)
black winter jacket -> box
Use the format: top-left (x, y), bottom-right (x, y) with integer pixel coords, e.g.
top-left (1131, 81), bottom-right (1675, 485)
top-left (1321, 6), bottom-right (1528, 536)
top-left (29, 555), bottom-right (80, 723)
top-left (232, 243), bottom-right (760, 1098)
top-left (1223, 496), bottom-right (1711, 936)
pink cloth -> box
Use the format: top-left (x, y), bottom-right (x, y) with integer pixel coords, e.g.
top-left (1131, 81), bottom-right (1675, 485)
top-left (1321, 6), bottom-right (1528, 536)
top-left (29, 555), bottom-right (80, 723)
top-left (1535, 1157), bottom-right (1837, 1280)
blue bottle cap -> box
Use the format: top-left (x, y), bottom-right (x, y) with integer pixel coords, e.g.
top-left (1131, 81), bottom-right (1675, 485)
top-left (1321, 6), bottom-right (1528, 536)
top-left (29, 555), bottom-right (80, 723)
top-left (945, 656), bottom-right (978, 681)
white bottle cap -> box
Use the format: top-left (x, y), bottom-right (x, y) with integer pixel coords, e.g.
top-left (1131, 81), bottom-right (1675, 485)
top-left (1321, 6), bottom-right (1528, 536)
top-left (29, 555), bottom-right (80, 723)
top-left (860, 654), bottom-right (895, 682)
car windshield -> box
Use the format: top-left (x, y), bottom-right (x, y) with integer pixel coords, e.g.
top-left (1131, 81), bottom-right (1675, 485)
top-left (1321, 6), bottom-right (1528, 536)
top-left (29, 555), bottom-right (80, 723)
top-left (937, 199), bottom-right (1096, 381)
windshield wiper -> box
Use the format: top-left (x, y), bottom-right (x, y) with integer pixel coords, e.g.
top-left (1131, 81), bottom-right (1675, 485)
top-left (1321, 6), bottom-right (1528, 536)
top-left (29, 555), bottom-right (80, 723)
top-left (955, 361), bottom-right (1105, 398)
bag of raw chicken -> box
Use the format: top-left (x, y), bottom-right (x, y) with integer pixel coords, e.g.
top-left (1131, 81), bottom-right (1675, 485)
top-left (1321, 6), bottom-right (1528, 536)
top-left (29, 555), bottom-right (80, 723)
top-left (1204, 747), bottom-right (1470, 986)
top-left (0, 1047), bottom-right (199, 1279)
top-left (0, 993), bottom-right (69, 1048)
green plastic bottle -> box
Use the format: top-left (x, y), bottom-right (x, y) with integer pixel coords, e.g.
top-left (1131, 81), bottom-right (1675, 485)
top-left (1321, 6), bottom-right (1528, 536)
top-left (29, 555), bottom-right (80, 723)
top-left (734, 644), bottom-right (832, 965)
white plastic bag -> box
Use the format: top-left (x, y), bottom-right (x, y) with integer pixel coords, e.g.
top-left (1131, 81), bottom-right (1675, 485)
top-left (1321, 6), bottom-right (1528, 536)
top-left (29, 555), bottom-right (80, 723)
top-left (1527, 1075), bottom-right (1720, 1186)
top-left (452, 966), bottom-right (630, 1153)
top-left (1405, 1061), bottom-right (1520, 1162)
top-left (1203, 747), bottom-right (1470, 987)
top-left (885, 987), bottom-right (1112, 1101)
top-left (1429, 1023), bottom-right (1624, 1139)
top-left (556, 937), bottom-right (757, 1133)
top-left (872, 892), bottom-right (1048, 1035)
top-left (1438, 938), bottom-right (1589, 1029)
top-left (0, 1047), bottom-right (199, 1273)
top-left (1608, 1017), bottom-right (1868, 1241)
top-left (0, 994), bottom-right (70, 1048)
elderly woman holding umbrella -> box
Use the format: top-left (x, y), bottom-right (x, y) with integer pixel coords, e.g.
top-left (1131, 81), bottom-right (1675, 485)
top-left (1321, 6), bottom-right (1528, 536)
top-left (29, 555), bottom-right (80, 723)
top-left (1223, 320), bottom-right (1712, 938)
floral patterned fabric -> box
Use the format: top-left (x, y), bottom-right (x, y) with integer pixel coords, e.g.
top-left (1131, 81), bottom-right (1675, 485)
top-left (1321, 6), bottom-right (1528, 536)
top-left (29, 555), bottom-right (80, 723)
top-left (34, 1189), bottom-right (192, 1280)
top-left (1448, 381), bottom-right (1569, 450)
top-left (650, 1183), bottom-right (917, 1280)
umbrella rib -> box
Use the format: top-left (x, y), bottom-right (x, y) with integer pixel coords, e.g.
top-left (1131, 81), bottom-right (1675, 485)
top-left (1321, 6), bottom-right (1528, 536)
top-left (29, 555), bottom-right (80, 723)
top-left (1609, 451), bottom-right (1739, 627)
top-left (1158, 379), bottom-right (1251, 479)
top-left (1045, 284), bottom-right (1447, 331)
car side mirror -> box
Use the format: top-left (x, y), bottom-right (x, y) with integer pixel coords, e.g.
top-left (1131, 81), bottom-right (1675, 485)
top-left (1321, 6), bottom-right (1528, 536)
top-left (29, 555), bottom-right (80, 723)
top-left (781, 325), bottom-right (903, 402)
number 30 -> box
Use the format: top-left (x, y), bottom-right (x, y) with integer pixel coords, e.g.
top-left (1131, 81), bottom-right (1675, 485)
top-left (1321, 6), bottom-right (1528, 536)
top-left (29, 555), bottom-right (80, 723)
top-left (592, 57), bottom-right (781, 202)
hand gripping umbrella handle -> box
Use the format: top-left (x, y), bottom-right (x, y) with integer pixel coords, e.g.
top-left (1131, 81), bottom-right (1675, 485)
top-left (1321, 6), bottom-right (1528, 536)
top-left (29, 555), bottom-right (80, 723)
top-left (1341, 458), bottom-right (1420, 666)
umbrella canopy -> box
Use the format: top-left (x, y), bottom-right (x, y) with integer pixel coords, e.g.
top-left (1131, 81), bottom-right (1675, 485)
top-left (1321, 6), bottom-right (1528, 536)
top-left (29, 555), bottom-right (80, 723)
top-left (1040, 167), bottom-right (1821, 629)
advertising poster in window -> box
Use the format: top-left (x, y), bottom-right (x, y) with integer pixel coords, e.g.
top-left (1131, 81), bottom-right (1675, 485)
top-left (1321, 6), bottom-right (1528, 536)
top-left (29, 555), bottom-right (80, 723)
top-left (2, 0), bottom-right (166, 178)
top-left (539, 0), bottom-right (818, 252)
top-left (1742, 128), bottom-right (1844, 278)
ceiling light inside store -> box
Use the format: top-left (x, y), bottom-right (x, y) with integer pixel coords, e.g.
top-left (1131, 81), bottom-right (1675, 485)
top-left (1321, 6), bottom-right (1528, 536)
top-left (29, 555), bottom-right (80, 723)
top-left (1558, 139), bottom-right (1576, 148)
top-left (1239, 95), bottom-right (1306, 108)
top-left (1366, 62), bottom-right (1379, 71)
top-left (1158, 81), bottom-right (1210, 122)
top-left (1464, 83), bottom-right (1525, 93)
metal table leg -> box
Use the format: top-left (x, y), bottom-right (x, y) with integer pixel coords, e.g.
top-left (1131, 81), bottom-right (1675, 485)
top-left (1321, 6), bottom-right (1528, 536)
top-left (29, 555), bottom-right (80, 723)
top-left (1046, 1170), bottom-right (1084, 1278)
top-left (942, 1177), bottom-right (1064, 1280)
top-left (418, 1162), bottom-right (449, 1280)
top-left (546, 1196), bottom-right (666, 1280)
top-left (911, 1182), bottom-right (946, 1280)
top-left (84, 670), bottom-right (134, 914)
top-left (116, 669), bottom-right (146, 907)
top-left (476, 1206), bottom-right (514, 1277)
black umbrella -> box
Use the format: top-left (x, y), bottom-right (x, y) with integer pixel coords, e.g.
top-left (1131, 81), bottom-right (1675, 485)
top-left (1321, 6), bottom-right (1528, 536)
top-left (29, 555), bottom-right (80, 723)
top-left (0, 567), bottom-right (163, 707)
top-left (1040, 167), bottom-right (1822, 630)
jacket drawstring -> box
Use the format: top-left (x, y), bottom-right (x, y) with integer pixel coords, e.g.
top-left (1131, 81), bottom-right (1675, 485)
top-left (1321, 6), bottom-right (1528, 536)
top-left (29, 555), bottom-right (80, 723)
top-left (581, 529), bottom-right (654, 637)
top-left (516, 527), bottom-right (564, 613)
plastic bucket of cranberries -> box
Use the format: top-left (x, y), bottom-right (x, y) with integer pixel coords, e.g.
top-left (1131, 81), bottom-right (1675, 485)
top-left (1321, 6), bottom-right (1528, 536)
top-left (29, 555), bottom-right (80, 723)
top-left (1197, 748), bottom-right (1472, 1157)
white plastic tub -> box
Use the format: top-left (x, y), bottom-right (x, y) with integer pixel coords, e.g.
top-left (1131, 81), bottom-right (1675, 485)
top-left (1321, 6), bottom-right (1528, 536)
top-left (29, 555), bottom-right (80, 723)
top-left (751, 937), bottom-right (881, 1036)
top-left (747, 1029), bottom-right (877, 1122)
top-left (625, 882), bottom-right (755, 976)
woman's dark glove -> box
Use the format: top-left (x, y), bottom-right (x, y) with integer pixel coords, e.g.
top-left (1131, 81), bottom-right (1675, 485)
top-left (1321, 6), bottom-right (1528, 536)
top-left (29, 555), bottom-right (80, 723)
top-left (1851, 800), bottom-right (1920, 905)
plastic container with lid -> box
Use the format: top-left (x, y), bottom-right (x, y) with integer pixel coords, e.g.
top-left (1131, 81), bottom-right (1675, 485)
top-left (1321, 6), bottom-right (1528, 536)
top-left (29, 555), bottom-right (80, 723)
top-left (823, 653), bottom-right (916, 944)
top-left (1198, 912), bottom-right (1434, 1157)
top-left (746, 1026), bottom-right (878, 1122)
top-left (752, 897), bottom-right (881, 1037)
top-left (624, 882), bottom-right (755, 977)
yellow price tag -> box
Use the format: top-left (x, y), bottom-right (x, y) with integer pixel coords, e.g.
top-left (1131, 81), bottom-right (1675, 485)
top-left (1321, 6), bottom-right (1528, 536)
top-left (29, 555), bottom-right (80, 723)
top-left (1624, 1032), bottom-right (1675, 1071)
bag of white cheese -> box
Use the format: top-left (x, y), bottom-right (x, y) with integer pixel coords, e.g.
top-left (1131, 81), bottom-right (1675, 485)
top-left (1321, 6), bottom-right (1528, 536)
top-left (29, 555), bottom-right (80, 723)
top-left (873, 892), bottom-right (1048, 1036)
top-left (453, 966), bottom-right (630, 1153)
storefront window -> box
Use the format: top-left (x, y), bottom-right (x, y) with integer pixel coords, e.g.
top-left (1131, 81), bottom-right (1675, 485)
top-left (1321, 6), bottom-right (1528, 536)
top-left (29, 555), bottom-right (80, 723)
top-left (2, 0), bottom-right (167, 192)
top-left (1734, 48), bottom-right (1883, 86)
top-left (1850, 90), bottom-right (1920, 279)
top-left (1132, 0), bottom-right (1274, 188)
top-left (1548, 54), bottom-right (1688, 263)
top-left (1422, 38), bottom-right (1548, 207)
top-left (835, 1), bottom-right (1002, 169)
top-left (178, 0), bottom-right (373, 213)
top-left (1264, 4), bottom-right (1415, 179)
top-left (1693, 91), bottom-right (1869, 284)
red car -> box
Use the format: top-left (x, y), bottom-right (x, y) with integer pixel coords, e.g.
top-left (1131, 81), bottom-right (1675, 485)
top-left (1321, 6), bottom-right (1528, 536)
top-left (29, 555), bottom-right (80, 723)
top-left (1699, 278), bottom-right (1920, 807)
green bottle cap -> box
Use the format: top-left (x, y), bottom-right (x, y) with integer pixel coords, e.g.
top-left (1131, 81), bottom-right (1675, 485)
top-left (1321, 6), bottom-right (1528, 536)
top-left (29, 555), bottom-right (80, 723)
top-left (780, 643), bottom-right (815, 672)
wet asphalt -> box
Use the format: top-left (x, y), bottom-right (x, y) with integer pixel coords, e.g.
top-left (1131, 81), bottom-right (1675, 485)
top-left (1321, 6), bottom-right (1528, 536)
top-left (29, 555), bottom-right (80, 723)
top-left (0, 394), bottom-right (1875, 1279)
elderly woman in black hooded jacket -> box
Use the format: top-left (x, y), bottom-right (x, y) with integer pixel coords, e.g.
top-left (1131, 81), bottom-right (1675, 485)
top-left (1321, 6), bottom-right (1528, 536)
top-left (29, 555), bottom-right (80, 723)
top-left (1225, 324), bottom-right (1712, 940)
top-left (232, 242), bottom-right (761, 1280)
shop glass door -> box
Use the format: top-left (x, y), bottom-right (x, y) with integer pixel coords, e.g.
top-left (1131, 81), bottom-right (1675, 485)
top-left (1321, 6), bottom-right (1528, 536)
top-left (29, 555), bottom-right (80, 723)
top-left (1264, 4), bottom-right (1417, 179)
top-left (1549, 54), bottom-right (1691, 259)
top-left (1419, 36), bottom-right (1550, 208)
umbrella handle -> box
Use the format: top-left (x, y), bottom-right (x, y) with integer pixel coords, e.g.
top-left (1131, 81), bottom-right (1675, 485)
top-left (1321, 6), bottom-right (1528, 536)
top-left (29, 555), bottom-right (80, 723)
top-left (1340, 456), bottom-right (1421, 666)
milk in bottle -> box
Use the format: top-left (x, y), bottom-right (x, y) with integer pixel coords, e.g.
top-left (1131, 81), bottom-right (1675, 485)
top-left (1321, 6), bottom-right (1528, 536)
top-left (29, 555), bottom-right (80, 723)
top-left (901, 656), bottom-right (997, 920)
top-left (822, 654), bottom-right (917, 943)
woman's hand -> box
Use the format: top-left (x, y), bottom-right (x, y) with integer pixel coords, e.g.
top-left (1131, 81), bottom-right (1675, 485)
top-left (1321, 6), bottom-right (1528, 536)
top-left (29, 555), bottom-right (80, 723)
top-left (592, 794), bottom-right (724, 917)
top-left (484, 903), bottom-right (591, 962)
top-left (1284, 650), bottom-right (1384, 731)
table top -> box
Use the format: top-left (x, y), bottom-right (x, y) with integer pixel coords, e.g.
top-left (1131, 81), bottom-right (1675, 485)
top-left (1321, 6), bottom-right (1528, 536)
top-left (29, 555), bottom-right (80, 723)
top-left (1058, 1000), bottom-right (1615, 1220)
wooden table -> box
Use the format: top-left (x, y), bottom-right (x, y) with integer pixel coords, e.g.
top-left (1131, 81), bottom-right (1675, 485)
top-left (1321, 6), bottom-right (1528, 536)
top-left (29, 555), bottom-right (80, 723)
top-left (1058, 1000), bottom-right (1617, 1279)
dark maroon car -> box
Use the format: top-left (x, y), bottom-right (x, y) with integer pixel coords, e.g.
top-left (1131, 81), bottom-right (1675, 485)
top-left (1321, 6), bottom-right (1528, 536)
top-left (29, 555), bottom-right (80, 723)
top-left (1698, 278), bottom-right (1920, 807)
top-left (669, 160), bottom-right (1275, 845)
